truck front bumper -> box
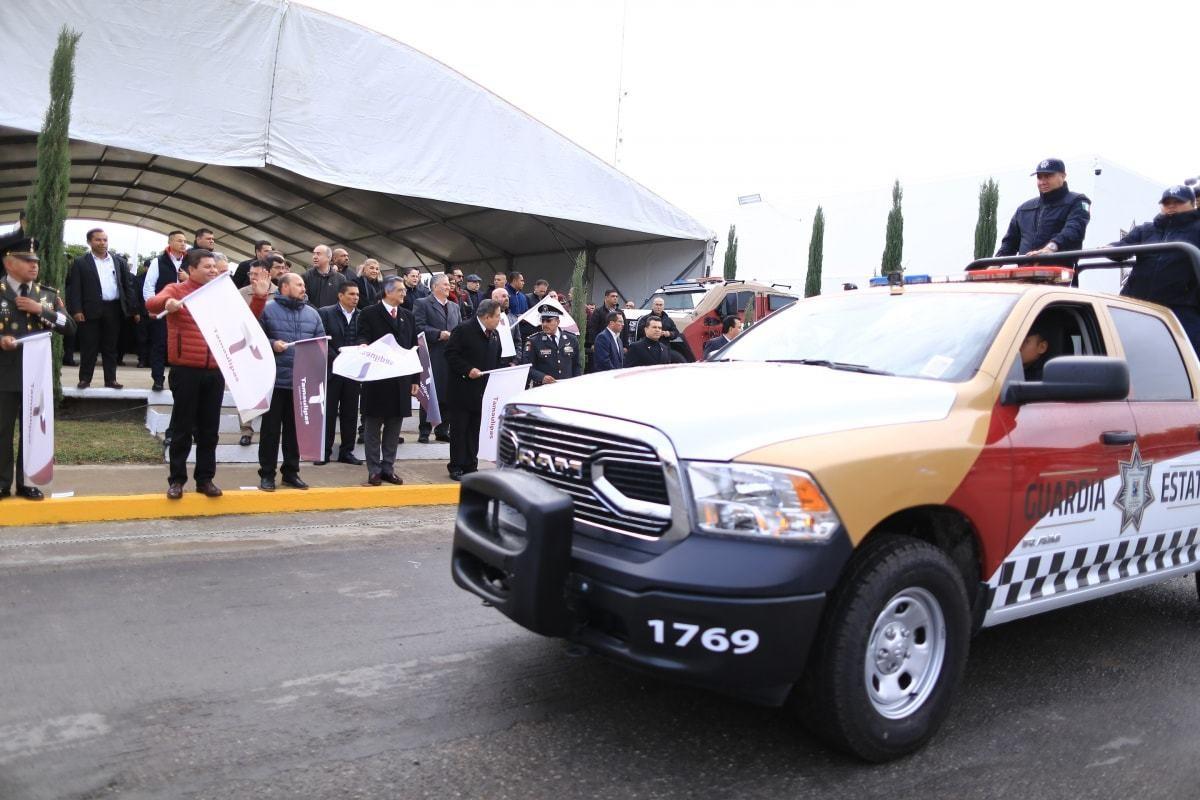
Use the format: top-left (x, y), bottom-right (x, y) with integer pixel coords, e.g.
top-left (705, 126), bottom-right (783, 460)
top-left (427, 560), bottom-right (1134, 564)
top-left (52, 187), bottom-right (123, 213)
top-left (451, 470), bottom-right (832, 706)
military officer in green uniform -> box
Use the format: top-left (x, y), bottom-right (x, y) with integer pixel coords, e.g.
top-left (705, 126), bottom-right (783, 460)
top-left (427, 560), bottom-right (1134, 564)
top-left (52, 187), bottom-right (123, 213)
top-left (522, 304), bottom-right (581, 386)
top-left (0, 237), bottom-right (76, 500)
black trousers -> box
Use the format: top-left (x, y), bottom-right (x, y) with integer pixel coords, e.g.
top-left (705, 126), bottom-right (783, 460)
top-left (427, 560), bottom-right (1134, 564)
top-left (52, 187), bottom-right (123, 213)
top-left (78, 300), bottom-right (124, 384)
top-left (135, 313), bottom-right (152, 366)
top-left (0, 391), bottom-right (26, 491)
top-left (259, 387), bottom-right (300, 480)
top-left (418, 406), bottom-right (449, 438)
top-left (149, 318), bottom-right (168, 384)
top-left (324, 373), bottom-right (360, 459)
top-left (166, 366), bottom-right (224, 486)
top-left (447, 405), bottom-right (481, 473)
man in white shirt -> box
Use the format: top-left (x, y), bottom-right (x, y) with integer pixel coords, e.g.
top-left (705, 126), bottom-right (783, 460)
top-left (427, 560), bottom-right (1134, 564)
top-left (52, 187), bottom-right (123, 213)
top-left (66, 228), bottom-right (136, 389)
top-left (141, 231), bottom-right (188, 392)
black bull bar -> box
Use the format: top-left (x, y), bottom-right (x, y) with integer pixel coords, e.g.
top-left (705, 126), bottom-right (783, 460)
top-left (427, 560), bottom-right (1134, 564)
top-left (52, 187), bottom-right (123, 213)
top-left (451, 470), bottom-right (576, 637)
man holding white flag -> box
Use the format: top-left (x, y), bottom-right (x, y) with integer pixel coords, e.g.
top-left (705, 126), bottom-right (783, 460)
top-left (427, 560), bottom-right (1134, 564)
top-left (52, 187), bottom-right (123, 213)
top-left (0, 237), bottom-right (75, 500)
top-left (355, 276), bottom-right (420, 486)
top-left (444, 299), bottom-right (525, 480)
top-left (256, 273), bottom-right (325, 492)
top-left (146, 249), bottom-right (271, 500)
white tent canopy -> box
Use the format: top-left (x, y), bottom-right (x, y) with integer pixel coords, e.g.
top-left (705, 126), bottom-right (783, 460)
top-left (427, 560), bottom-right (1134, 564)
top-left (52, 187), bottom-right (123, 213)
top-left (0, 0), bottom-right (713, 303)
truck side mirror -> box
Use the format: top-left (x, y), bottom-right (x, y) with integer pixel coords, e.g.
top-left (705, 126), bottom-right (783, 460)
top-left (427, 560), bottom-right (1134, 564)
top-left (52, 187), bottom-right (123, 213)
top-left (1002, 356), bottom-right (1130, 405)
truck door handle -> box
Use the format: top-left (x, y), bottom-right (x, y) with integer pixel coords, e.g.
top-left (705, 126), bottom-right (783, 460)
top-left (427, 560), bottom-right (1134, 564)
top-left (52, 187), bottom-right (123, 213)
top-left (1101, 431), bottom-right (1137, 446)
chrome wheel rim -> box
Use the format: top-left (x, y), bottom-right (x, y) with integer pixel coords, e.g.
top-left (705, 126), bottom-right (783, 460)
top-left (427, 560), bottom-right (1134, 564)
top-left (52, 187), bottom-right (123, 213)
top-left (864, 587), bottom-right (946, 719)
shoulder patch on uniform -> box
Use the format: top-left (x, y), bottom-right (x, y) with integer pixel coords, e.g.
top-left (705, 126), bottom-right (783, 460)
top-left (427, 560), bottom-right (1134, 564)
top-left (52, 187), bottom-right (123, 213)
top-left (1081, 201), bottom-right (1090, 212)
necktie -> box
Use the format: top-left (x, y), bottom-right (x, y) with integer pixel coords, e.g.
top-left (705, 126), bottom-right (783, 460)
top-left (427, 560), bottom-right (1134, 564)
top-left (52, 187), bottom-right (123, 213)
top-left (19, 284), bottom-right (30, 297)
top-left (389, 306), bottom-right (397, 320)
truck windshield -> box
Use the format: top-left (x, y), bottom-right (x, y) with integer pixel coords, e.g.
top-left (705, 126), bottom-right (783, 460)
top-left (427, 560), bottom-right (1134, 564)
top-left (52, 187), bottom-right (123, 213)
top-left (645, 291), bottom-right (700, 311)
top-left (717, 292), bottom-right (1017, 382)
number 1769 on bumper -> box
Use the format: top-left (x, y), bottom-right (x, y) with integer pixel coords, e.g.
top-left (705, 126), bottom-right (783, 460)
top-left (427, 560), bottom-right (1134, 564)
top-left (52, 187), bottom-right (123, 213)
top-left (646, 620), bottom-right (760, 654)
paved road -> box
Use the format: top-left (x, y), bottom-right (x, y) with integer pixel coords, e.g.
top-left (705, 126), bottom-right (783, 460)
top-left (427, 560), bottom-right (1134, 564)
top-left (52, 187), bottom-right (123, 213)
top-left (1, 509), bottom-right (1199, 799)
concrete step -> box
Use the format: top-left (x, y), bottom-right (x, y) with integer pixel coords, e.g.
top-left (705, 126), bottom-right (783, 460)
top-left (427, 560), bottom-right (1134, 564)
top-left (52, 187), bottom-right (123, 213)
top-left (146, 408), bottom-right (259, 435)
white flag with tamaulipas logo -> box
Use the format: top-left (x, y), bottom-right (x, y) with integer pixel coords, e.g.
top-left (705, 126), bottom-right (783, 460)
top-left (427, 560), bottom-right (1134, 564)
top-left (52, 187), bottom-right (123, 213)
top-left (478, 363), bottom-right (531, 461)
top-left (21, 332), bottom-right (54, 485)
top-left (180, 273), bottom-right (275, 423)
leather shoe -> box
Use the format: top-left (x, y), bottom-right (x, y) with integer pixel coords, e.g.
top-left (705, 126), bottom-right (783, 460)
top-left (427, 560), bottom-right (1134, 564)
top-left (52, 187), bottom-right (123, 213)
top-left (281, 476), bottom-right (309, 490)
top-left (166, 483), bottom-right (184, 500)
top-left (259, 477), bottom-right (276, 492)
top-left (76, 381), bottom-right (90, 389)
top-left (15, 486), bottom-right (43, 500)
top-left (313, 460), bottom-right (329, 466)
top-left (152, 382), bottom-right (165, 392)
top-left (380, 472), bottom-right (403, 485)
top-left (337, 453), bottom-right (363, 465)
top-left (418, 435), bottom-right (430, 444)
top-left (435, 434), bottom-right (451, 443)
top-left (448, 470), bottom-right (464, 482)
top-left (104, 381), bottom-right (124, 390)
top-left (239, 434), bottom-right (252, 447)
top-left (195, 482), bottom-right (222, 498)
top-left (364, 474), bottom-right (382, 487)
top-left (0, 488), bottom-right (9, 499)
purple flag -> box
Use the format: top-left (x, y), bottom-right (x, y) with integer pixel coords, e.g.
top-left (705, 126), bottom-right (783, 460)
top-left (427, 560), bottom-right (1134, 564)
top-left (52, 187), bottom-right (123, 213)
top-left (292, 337), bottom-right (328, 462)
top-left (415, 332), bottom-right (442, 426)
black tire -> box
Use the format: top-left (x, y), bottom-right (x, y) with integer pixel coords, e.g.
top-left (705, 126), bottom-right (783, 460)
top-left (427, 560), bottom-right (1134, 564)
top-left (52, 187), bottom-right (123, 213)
top-left (796, 535), bottom-right (971, 762)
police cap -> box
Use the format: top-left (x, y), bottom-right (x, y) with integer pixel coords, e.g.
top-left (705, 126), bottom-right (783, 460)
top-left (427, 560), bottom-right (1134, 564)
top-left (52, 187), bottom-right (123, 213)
top-left (2, 236), bottom-right (39, 262)
top-left (538, 304), bottom-right (560, 320)
top-left (1031, 158), bottom-right (1066, 175)
top-left (1161, 185), bottom-right (1196, 204)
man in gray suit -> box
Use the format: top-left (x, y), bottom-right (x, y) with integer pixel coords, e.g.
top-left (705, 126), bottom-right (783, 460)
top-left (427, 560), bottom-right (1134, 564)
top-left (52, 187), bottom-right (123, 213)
top-left (413, 273), bottom-right (461, 443)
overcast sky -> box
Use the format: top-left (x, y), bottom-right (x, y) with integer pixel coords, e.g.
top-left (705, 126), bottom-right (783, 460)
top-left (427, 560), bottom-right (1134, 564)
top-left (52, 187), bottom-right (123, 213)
top-left (75, 0), bottom-right (1200, 262)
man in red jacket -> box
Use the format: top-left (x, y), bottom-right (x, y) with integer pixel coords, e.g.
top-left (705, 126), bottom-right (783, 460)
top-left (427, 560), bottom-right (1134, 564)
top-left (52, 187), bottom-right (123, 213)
top-left (146, 249), bottom-right (270, 499)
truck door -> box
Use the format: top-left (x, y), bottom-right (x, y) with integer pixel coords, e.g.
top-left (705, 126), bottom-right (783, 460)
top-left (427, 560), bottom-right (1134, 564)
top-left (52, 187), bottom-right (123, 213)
top-left (990, 301), bottom-right (1138, 619)
top-left (1106, 305), bottom-right (1200, 534)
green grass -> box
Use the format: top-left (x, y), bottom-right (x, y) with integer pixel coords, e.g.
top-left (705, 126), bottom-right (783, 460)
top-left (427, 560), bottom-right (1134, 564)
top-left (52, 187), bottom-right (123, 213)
top-left (50, 419), bottom-right (163, 464)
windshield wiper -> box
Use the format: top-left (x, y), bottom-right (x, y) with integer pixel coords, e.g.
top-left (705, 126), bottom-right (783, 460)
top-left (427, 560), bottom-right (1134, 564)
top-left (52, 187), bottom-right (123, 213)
top-left (766, 358), bottom-right (893, 376)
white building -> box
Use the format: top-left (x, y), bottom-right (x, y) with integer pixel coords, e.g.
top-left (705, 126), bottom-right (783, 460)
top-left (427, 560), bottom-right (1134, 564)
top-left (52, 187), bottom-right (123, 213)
top-left (731, 156), bottom-right (1172, 295)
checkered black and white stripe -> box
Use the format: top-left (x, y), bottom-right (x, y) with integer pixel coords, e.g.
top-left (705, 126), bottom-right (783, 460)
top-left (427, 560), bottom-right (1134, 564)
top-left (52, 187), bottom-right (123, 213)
top-left (991, 528), bottom-right (1200, 610)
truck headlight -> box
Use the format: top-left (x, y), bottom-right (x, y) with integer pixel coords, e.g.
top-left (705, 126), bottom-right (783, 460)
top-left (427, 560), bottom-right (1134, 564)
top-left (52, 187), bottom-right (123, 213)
top-left (685, 462), bottom-right (840, 542)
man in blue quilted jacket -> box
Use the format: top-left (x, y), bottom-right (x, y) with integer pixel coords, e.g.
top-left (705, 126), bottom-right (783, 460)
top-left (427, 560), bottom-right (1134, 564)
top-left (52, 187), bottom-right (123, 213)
top-left (257, 273), bottom-right (325, 492)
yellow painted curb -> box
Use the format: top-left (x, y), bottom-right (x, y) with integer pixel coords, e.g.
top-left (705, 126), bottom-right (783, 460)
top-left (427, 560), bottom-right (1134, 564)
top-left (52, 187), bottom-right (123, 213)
top-left (0, 484), bottom-right (461, 528)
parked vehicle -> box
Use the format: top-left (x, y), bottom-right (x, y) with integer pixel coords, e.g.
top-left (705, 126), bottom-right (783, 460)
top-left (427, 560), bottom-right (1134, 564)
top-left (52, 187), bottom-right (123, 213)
top-left (452, 244), bottom-right (1200, 761)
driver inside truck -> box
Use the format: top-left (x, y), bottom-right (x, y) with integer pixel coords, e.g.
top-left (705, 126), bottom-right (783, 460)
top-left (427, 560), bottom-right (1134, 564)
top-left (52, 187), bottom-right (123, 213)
top-left (1019, 322), bottom-right (1052, 381)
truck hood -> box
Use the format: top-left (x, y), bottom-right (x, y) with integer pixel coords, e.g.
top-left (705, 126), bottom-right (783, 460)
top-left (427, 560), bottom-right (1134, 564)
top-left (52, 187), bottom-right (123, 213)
top-left (508, 361), bottom-right (959, 461)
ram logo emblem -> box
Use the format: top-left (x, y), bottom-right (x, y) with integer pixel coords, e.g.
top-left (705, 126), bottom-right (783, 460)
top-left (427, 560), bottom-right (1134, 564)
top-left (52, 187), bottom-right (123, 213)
top-left (517, 448), bottom-right (584, 480)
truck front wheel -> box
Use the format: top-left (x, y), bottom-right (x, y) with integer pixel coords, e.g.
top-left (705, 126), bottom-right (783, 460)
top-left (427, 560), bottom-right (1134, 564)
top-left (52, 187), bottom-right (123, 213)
top-left (797, 535), bottom-right (971, 762)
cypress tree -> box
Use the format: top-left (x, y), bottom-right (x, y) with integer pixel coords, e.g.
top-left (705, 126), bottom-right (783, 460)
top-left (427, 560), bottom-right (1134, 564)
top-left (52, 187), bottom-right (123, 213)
top-left (973, 178), bottom-right (1000, 258)
top-left (804, 205), bottom-right (825, 298)
top-left (881, 180), bottom-right (904, 275)
top-left (723, 224), bottom-right (738, 280)
top-left (569, 249), bottom-right (590, 370)
top-left (24, 26), bottom-right (81, 401)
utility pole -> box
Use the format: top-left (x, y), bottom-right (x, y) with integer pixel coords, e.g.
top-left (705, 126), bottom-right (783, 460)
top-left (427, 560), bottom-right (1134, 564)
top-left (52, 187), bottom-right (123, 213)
top-left (613, 0), bottom-right (628, 166)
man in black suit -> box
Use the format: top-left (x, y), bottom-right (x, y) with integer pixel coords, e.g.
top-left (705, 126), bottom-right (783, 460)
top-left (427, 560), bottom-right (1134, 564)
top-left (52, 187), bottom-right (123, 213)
top-left (703, 315), bottom-right (744, 359)
top-left (66, 228), bottom-right (138, 389)
top-left (623, 317), bottom-right (672, 368)
top-left (232, 239), bottom-right (273, 289)
top-left (413, 274), bottom-right (461, 443)
top-left (317, 282), bottom-right (363, 466)
top-left (444, 298), bottom-right (503, 480)
top-left (356, 276), bottom-right (419, 486)
top-left (142, 231), bottom-right (188, 392)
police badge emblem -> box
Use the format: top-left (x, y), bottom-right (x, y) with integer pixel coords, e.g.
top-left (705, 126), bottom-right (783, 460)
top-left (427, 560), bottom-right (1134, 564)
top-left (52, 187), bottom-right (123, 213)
top-left (1114, 444), bottom-right (1155, 534)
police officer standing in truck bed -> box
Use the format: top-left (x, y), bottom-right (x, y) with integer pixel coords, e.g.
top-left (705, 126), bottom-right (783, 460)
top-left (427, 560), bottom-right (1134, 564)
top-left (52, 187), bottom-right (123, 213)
top-left (996, 158), bottom-right (1091, 263)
